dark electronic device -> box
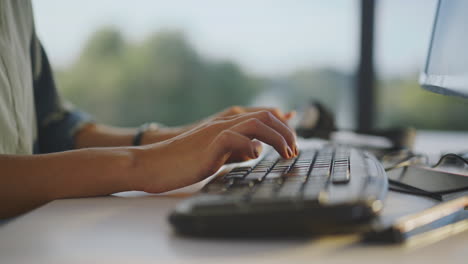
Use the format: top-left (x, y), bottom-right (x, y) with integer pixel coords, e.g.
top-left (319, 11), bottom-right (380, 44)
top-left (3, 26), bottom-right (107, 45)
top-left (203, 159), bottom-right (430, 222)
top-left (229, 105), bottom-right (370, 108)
top-left (295, 101), bottom-right (416, 150)
top-left (170, 146), bottom-right (387, 236)
top-left (420, 0), bottom-right (468, 98)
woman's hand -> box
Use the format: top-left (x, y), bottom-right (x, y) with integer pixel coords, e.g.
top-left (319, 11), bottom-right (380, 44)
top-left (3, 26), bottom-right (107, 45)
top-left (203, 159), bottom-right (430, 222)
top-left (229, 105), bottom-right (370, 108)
top-left (141, 106), bottom-right (296, 144)
top-left (198, 106), bottom-right (296, 128)
top-left (133, 110), bottom-right (298, 193)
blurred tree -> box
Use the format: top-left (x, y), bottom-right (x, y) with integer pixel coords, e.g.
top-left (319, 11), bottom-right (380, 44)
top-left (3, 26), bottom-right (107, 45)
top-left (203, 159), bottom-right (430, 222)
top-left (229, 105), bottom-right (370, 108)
top-left (286, 68), bottom-right (350, 111)
top-left (55, 26), bottom-right (467, 131)
top-left (56, 27), bottom-right (259, 127)
top-left (82, 26), bottom-right (125, 60)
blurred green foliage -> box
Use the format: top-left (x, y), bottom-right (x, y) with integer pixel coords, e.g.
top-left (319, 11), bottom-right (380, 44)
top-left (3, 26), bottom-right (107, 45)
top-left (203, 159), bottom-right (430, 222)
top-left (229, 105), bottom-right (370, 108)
top-left (56, 27), bottom-right (468, 131)
top-left (56, 27), bottom-right (260, 127)
top-left (377, 77), bottom-right (468, 130)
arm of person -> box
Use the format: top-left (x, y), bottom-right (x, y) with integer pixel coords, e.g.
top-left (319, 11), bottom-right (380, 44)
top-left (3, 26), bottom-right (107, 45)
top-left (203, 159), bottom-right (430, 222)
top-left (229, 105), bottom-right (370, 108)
top-left (74, 106), bottom-right (296, 148)
top-left (0, 111), bottom-right (298, 219)
top-left (0, 147), bottom-right (136, 219)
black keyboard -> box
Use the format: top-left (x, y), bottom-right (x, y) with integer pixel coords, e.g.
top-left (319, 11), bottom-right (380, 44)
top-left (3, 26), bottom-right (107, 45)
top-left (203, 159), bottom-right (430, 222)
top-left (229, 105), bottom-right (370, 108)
top-left (169, 145), bottom-right (388, 236)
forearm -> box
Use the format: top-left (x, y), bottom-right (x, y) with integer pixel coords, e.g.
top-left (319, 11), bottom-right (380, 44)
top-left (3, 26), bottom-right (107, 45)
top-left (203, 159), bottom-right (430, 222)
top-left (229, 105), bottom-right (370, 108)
top-left (0, 147), bottom-right (139, 218)
top-left (75, 123), bottom-right (182, 148)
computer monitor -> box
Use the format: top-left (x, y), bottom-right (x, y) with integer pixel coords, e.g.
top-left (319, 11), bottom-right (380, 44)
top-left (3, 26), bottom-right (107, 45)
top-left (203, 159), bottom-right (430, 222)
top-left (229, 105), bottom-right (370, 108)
top-left (419, 0), bottom-right (468, 98)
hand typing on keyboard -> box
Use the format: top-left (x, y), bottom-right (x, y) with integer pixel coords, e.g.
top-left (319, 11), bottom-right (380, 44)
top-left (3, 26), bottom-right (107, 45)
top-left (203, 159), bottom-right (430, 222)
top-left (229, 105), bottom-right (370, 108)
top-left (133, 109), bottom-right (298, 194)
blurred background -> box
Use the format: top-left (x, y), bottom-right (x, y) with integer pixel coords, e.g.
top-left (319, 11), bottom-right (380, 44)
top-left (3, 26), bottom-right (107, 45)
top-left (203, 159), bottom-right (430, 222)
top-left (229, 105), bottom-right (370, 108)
top-left (32, 0), bottom-right (468, 130)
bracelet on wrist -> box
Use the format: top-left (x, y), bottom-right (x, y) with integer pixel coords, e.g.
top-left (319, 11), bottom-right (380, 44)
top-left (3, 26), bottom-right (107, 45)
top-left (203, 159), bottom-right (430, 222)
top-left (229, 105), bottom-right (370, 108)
top-left (133, 122), bottom-right (159, 146)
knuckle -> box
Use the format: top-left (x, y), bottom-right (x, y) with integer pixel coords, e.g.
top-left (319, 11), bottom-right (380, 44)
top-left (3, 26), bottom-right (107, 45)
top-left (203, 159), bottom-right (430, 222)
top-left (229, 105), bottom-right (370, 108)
top-left (270, 108), bottom-right (281, 117)
top-left (229, 106), bottom-right (242, 114)
top-left (208, 120), bottom-right (226, 130)
top-left (259, 110), bottom-right (274, 122)
top-left (247, 118), bottom-right (262, 128)
top-left (218, 129), bottom-right (233, 141)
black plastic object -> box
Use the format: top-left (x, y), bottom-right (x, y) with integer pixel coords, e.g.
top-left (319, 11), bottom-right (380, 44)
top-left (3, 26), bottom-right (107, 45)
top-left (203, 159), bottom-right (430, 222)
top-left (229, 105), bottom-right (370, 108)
top-left (296, 101), bottom-right (336, 140)
top-left (295, 100), bottom-right (416, 150)
top-left (169, 146), bottom-right (388, 237)
top-left (388, 165), bottom-right (468, 194)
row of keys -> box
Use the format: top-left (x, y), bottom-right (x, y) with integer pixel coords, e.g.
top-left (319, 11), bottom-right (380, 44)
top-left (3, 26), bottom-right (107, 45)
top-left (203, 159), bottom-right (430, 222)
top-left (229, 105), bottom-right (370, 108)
top-left (204, 147), bottom-right (351, 201)
top-left (331, 148), bottom-right (350, 184)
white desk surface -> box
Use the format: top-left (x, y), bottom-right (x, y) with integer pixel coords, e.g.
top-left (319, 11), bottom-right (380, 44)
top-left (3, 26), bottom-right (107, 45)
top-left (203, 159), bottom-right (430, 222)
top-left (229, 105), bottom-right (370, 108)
top-left (1, 131), bottom-right (467, 264)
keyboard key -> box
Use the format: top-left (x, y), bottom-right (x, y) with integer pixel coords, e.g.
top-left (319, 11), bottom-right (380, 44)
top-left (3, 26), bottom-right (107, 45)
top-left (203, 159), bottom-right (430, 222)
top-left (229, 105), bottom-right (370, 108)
top-left (297, 152), bottom-right (316, 161)
top-left (277, 181), bottom-right (304, 199)
top-left (231, 166), bottom-right (252, 172)
top-left (250, 183), bottom-right (278, 200)
top-left (262, 150), bottom-right (280, 161)
top-left (332, 170), bottom-right (350, 184)
top-left (302, 184), bottom-right (324, 200)
top-left (270, 167), bottom-right (287, 173)
top-left (309, 167), bottom-right (331, 178)
top-left (273, 165), bottom-right (292, 172)
top-left (332, 157), bottom-right (350, 183)
top-left (226, 186), bottom-right (252, 199)
top-left (334, 159), bottom-right (348, 163)
top-left (277, 158), bottom-right (295, 164)
top-left (244, 172), bottom-right (267, 182)
top-left (264, 171), bottom-right (285, 179)
top-left (251, 168), bottom-right (269, 174)
top-left (228, 178), bottom-right (254, 188)
top-left (283, 175), bottom-right (308, 183)
top-left (202, 183), bottom-right (228, 194)
top-left (283, 167), bottom-right (308, 177)
top-left (224, 173), bottom-right (247, 180)
top-left (286, 168), bottom-right (308, 175)
top-left (293, 162), bottom-right (312, 167)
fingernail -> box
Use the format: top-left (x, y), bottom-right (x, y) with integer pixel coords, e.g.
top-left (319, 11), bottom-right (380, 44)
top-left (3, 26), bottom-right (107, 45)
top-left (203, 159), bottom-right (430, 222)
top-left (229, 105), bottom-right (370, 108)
top-left (287, 147), bottom-right (293, 159)
top-left (294, 146), bottom-right (298, 156)
top-left (286, 111), bottom-right (296, 119)
top-left (253, 148), bottom-right (260, 158)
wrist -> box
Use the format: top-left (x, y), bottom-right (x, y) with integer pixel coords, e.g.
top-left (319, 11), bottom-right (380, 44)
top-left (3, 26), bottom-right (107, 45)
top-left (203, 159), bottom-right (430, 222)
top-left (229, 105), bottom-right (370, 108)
top-left (133, 123), bottom-right (160, 146)
top-left (44, 147), bottom-right (145, 200)
top-left (126, 144), bottom-right (168, 192)
top-left (124, 147), bottom-right (148, 192)
top-left (128, 141), bottom-right (182, 193)
top-left (141, 126), bottom-right (184, 145)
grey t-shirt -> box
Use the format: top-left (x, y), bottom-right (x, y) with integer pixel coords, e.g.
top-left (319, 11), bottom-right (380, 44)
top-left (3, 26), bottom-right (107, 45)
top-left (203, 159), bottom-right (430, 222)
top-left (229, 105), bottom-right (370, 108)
top-left (0, 0), bottom-right (91, 155)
